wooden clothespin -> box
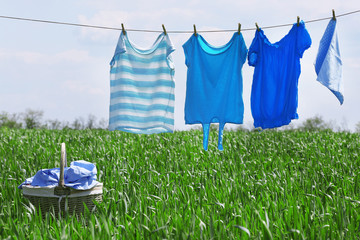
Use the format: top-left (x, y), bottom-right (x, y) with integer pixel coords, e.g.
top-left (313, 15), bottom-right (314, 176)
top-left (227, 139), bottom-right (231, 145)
top-left (121, 23), bottom-right (126, 35)
top-left (255, 22), bottom-right (260, 32)
top-left (193, 24), bottom-right (197, 36)
top-left (332, 9), bottom-right (336, 20)
top-left (162, 24), bottom-right (167, 35)
top-left (297, 16), bottom-right (300, 26)
top-left (238, 23), bottom-right (241, 35)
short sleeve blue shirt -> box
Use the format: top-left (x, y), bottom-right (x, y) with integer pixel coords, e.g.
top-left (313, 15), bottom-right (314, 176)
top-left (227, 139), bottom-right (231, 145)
top-left (183, 32), bottom-right (247, 150)
top-left (248, 21), bottom-right (311, 129)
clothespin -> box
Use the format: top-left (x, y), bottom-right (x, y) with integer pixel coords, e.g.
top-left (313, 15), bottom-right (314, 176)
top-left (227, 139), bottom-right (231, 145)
top-left (193, 24), bottom-right (197, 36)
top-left (297, 16), bottom-right (300, 26)
top-left (332, 9), bottom-right (336, 20)
top-left (238, 23), bottom-right (241, 35)
top-left (162, 24), bottom-right (167, 35)
top-left (255, 23), bottom-right (260, 32)
top-left (121, 23), bottom-right (126, 35)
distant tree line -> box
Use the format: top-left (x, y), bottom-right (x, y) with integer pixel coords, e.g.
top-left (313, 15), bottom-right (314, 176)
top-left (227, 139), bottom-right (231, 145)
top-left (236, 115), bottom-right (359, 133)
top-left (1, 109), bottom-right (360, 132)
top-left (0, 109), bottom-right (108, 130)
top-left (285, 115), bottom-right (360, 132)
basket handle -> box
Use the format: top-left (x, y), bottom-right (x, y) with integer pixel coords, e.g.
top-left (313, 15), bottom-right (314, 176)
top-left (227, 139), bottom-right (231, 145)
top-left (59, 143), bottom-right (67, 187)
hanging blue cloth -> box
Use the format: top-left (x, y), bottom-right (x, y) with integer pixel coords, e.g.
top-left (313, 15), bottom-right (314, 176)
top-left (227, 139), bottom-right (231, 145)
top-left (18, 160), bottom-right (99, 190)
top-left (314, 19), bottom-right (343, 105)
top-left (248, 21), bottom-right (312, 129)
top-left (183, 32), bottom-right (248, 150)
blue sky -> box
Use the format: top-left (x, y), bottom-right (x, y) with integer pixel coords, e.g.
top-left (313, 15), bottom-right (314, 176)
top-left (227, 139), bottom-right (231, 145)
top-left (0, 0), bottom-right (359, 130)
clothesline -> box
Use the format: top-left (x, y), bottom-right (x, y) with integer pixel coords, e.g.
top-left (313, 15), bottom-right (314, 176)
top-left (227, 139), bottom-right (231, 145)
top-left (0, 9), bottom-right (359, 33)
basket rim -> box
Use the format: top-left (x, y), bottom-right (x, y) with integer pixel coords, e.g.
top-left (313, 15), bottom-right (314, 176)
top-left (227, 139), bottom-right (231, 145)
top-left (22, 182), bottom-right (103, 190)
top-left (22, 183), bottom-right (103, 198)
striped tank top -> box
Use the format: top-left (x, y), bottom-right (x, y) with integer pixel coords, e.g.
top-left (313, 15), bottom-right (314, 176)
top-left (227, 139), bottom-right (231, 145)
top-left (109, 32), bottom-right (175, 134)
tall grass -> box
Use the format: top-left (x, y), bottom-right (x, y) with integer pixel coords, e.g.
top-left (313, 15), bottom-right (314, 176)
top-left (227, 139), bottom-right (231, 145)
top-left (0, 128), bottom-right (359, 239)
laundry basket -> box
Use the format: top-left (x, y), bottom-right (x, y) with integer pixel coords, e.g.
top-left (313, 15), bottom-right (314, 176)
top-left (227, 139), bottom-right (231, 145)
top-left (22, 143), bottom-right (103, 217)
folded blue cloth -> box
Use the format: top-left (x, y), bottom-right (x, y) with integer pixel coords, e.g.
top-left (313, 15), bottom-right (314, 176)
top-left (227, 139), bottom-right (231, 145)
top-left (314, 19), bottom-right (344, 105)
top-left (18, 160), bottom-right (99, 190)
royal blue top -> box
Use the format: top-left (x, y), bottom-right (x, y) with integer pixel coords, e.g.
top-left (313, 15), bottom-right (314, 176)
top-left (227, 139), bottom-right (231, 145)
top-left (248, 21), bottom-right (311, 129)
top-left (183, 32), bottom-right (247, 150)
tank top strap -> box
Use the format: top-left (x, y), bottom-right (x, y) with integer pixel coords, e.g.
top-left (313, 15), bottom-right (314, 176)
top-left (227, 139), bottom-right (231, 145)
top-left (202, 123), bottom-right (210, 151)
top-left (217, 123), bottom-right (225, 151)
top-left (202, 122), bottom-right (226, 151)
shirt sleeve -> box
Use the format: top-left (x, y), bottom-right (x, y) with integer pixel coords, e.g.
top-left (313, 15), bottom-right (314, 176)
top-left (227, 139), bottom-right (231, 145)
top-left (239, 33), bottom-right (248, 65)
top-left (110, 32), bottom-right (126, 67)
top-left (165, 34), bottom-right (176, 70)
top-left (165, 34), bottom-right (175, 56)
top-left (248, 31), bottom-right (260, 67)
top-left (296, 21), bottom-right (312, 58)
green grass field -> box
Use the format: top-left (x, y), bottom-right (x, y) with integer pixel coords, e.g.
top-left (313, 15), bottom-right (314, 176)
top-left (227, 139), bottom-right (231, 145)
top-left (0, 128), bottom-right (359, 239)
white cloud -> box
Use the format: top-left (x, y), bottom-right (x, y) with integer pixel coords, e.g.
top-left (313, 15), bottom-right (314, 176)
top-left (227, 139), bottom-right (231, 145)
top-left (62, 80), bottom-right (106, 95)
top-left (77, 11), bottom-right (128, 41)
top-left (53, 50), bottom-right (94, 63)
top-left (77, 8), bottom-right (205, 42)
top-left (0, 48), bottom-right (94, 65)
top-left (0, 49), bottom-right (44, 64)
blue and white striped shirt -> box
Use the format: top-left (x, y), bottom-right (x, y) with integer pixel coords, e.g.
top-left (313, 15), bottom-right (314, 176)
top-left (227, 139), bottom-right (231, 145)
top-left (109, 32), bottom-right (175, 134)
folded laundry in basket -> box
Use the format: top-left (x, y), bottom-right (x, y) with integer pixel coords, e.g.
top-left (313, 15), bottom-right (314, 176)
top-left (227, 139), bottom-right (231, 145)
top-left (18, 160), bottom-right (99, 190)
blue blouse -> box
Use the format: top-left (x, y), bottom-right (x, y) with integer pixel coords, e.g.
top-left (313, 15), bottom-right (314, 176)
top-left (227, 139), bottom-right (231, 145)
top-left (248, 21), bottom-right (311, 129)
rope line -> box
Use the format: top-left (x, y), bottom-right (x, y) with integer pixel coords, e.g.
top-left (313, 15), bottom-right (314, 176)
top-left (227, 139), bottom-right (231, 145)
top-left (0, 9), bottom-right (359, 33)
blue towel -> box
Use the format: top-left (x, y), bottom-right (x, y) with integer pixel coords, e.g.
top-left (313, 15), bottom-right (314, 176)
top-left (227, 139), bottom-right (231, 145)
top-left (18, 160), bottom-right (99, 190)
top-left (314, 19), bottom-right (344, 105)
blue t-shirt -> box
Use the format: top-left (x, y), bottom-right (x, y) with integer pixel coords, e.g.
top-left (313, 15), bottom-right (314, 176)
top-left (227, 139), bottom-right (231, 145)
top-left (183, 32), bottom-right (247, 150)
top-left (248, 21), bottom-right (311, 129)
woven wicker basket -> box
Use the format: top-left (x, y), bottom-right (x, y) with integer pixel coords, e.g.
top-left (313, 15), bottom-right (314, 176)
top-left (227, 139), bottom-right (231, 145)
top-left (22, 143), bottom-right (103, 217)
